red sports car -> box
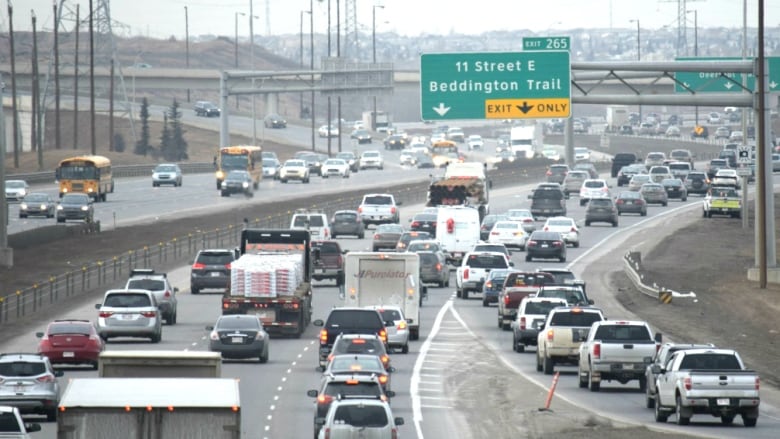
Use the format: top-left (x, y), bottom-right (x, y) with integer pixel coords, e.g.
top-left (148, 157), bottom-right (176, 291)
top-left (36, 320), bottom-right (105, 369)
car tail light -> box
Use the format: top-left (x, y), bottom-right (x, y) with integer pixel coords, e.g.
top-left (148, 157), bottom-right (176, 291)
top-left (378, 374), bottom-right (389, 384)
top-left (570, 227), bottom-right (577, 232)
top-left (523, 218), bottom-right (533, 223)
top-left (684, 376), bottom-right (692, 391)
top-left (411, 221), bottom-right (420, 228)
top-left (546, 170), bottom-right (552, 176)
top-left (543, 226), bottom-right (549, 231)
top-left (398, 320), bottom-right (407, 330)
top-left (616, 199), bottom-right (623, 205)
top-left (317, 394), bottom-right (334, 405)
top-left (553, 241), bottom-right (563, 247)
top-left (379, 329), bottom-right (387, 343)
top-left (99, 311), bottom-right (113, 318)
top-left (380, 354), bottom-right (389, 365)
top-left (374, 234), bottom-right (380, 240)
top-left (210, 331), bottom-right (219, 341)
top-left (592, 342), bottom-right (601, 360)
top-left (141, 311), bottom-right (157, 318)
top-left (485, 280), bottom-right (493, 289)
top-left (319, 329), bottom-right (328, 344)
top-left (491, 231), bottom-right (500, 235)
top-left (225, 262), bottom-right (232, 270)
top-left (391, 207), bottom-right (397, 214)
top-left (435, 263), bottom-right (442, 271)
top-left (546, 329), bottom-right (554, 341)
top-left (527, 240), bottom-right (537, 247)
top-left (357, 206), bottom-right (363, 213)
top-left (755, 377), bottom-right (760, 391)
top-left (391, 428), bottom-right (398, 439)
top-left (37, 374), bottom-right (56, 383)
top-left (503, 295), bottom-right (510, 306)
top-left (513, 231), bottom-right (523, 236)
top-left (463, 268), bottom-right (469, 280)
top-left (164, 290), bottom-right (171, 298)
top-left (601, 187), bottom-right (609, 192)
top-left (192, 262), bottom-right (206, 270)
top-left (519, 316), bottom-right (526, 330)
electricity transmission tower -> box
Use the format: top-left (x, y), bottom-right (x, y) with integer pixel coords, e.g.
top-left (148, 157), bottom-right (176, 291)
top-left (659, 0), bottom-right (705, 56)
top-left (41, 0), bottom-right (137, 146)
top-left (343, 0), bottom-right (359, 60)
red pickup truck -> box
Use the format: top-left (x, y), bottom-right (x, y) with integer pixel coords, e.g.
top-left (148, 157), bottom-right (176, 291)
top-left (497, 271), bottom-right (554, 330)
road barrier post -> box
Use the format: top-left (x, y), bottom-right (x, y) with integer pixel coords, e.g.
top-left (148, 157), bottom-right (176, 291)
top-left (658, 289), bottom-right (673, 304)
top-left (539, 371), bottom-right (561, 411)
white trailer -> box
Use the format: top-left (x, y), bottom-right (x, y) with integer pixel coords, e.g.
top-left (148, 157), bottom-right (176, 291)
top-left (435, 205), bottom-right (481, 266)
top-left (57, 378), bottom-right (241, 439)
top-left (343, 252), bottom-right (422, 340)
top-left (98, 350), bottom-right (222, 378)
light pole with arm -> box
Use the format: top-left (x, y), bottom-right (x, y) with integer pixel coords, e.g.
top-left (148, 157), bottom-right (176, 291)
top-left (687, 9), bottom-right (699, 127)
top-left (300, 10), bottom-right (310, 119)
top-left (310, 0), bottom-right (315, 151)
top-left (630, 19), bottom-right (641, 122)
top-left (234, 12), bottom-right (245, 109)
top-left (371, 5), bottom-right (384, 131)
top-left (184, 6), bottom-right (190, 102)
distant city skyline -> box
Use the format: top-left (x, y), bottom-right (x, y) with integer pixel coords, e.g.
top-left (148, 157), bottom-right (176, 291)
top-left (10, 0), bottom-right (780, 40)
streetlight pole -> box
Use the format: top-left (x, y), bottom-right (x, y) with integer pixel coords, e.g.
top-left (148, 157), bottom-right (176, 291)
top-left (630, 19), bottom-right (641, 123)
top-left (372, 5), bottom-right (384, 132)
top-left (310, 0), bottom-right (315, 152)
top-left (687, 9), bottom-right (699, 127)
top-left (300, 10), bottom-right (309, 120)
top-left (184, 5), bottom-right (190, 103)
top-left (249, 0), bottom-right (257, 146)
top-left (234, 11), bottom-right (245, 110)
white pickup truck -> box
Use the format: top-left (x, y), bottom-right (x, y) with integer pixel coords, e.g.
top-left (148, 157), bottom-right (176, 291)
top-left (536, 306), bottom-right (605, 375)
top-left (577, 320), bottom-right (662, 392)
top-left (652, 348), bottom-right (760, 427)
top-left (357, 193), bottom-right (401, 227)
top-left (455, 251), bottom-right (513, 300)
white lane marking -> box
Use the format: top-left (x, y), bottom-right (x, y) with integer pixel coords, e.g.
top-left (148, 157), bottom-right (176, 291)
top-left (420, 404), bottom-right (454, 409)
top-left (421, 359), bottom-right (450, 364)
top-left (420, 396), bottom-right (450, 400)
top-left (411, 299), bottom-right (453, 439)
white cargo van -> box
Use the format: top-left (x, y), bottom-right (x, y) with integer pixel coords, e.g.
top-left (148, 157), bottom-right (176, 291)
top-left (435, 205), bottom-right (481, 266)
top-left (343, 252), bottom-right (422, 340)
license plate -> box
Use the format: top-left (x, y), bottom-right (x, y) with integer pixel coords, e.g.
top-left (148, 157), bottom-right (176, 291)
top-left (623, 364), bottom-right (634, 369)
top-left (721, 208), bottom-right (728, 212)
top-left (63, 352), bottom-right (75, 358)
top-left (255, 310), bottom-right (275, 321)
top-left (13, 385), bottom-right (25, 393)
top-left (627, 201), bottom-right (633, 204)
top-left (231, 337), bottom-right (243, 344)
top-left (121, 314), bottom-right (135, 320)
top-left (717, 398), bottom-right (730, 406)
top-left (317, 268), bottom-right (326, 274)
top-left (541, 244), bottom-right (549, 248)
top-left (210, 272), bottom-right (221, 277)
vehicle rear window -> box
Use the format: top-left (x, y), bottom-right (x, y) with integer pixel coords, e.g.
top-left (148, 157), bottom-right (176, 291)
top-left (593, 325), bottom-right (651, 342)
top-left (647, 153), bottom-right (664, 160)
top-left (0, 361), bottom-right (46, 377)
top-left (678, 354), bottom-right (742, 370)
top-left (327, 311), bottom-right (382, 329)
top-left (217, 316), bottom-right (261, 330)
top-left (0, 412), bottom-right (22, 432)
top-left (418, 253), bottom-right (439, 264)
top-left (103, 293), bottom-right (152, 308)
top-left (364, 196), bottom-right (392, 205)
top-left (48, 323), bottom-right (91, 336)
top-left (525, 301), bottom-right (566, 315)
top-left (333, 405), bottom-right (389, 427)
top-left (584, 181), bottom-right (605, 188)
top-left (589, 199), bottom-right (611, 207)
top-left (530, 232), bottom-right (560, 241)
top-left (377, 309), bottom-right (402, 322)
top-left (465, 254), bottom-right (508, 269)
top-left (532, 189), bottom-right (563, 200)
top-left (313, 242), bottom-right (340, 254)
top-left (414, 214), bottom-right (437, 222)
top-left (324, 382), bottom-right (382, 397)
top-left (334, 339), bottom-right (384, 355)
top-left (615, 154), bottom-right (636, 161)
top-left (334, 212), bottom-right (357, 221)
top-left (127, 279), bottom-right (165, 291)
top-left (196, 252), bottom-right (234, 265)
top-left (505, 273), bottom-right (551, 287)
top-left (293, 215), bottom-right (325, 227)
top-left (549, 311), bottom-right (603, 326)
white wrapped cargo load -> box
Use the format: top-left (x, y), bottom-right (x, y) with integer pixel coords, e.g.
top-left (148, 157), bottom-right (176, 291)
top-left (230, 253), bottom-right (304, 297)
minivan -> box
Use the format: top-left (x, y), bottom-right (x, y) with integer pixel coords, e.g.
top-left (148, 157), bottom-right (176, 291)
top-left (611, 152), bottom-right (639, 177)
top-left (529, 184), bottom-right (567, 218)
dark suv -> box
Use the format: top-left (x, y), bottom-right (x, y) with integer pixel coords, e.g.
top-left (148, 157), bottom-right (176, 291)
top-left (313, 308), bottom-right (387, 369)
top-left (546, 164), bottom-right (570, 184)
top-left (311, 240), bottom-right (345, 285)
top-left (611, 152), bottom-right (639, 177)
top-left (194, 100), bottom-right (220, 117)
top-left (585, 197), bottom-right (619, 227)
top-left (190, 248), bottom-right (240, 294)
top-left (529, 183), bottom-right (567, 218)
top-left (685, 171), bottom-right (711, 195)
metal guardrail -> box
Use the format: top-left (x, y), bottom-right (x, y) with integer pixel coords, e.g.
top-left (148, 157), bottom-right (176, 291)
top-left (7, 162), bottom-right (215, 185)
top-left (623, 250), bottom-right (697, 303)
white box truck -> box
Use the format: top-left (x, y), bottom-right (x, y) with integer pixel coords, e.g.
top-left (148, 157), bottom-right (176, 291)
top-left (435, 205), bottom-right (481, 266)
top-left (98, 351), bottom-right (222, 378)
top-left (343, 252), bottom-right (422, 340)
top-left (606, 105), bottom-right (629, 132)
top-left (510, 125), bottom-right (542, 159)
top-left (57, 378), bottom-right (241, 439)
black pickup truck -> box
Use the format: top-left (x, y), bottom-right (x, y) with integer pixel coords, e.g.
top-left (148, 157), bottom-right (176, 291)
top-left (312, 308), bottom-right (387, 369)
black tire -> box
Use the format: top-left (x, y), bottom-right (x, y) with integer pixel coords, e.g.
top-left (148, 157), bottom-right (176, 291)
top-left (675, 395), bottom-right (691, 425)
top-left (654, 393), bottom-right (669, 422)
top-left (646, 387), bottom-right (656, 409)
top-left (641, 211), bottom-right (647, 216)
top-left (663, 202), bottom-right (668, 207)
top-left (401, 344), bottom-right (409, 354)
top-left (612, 221), bottom-right (618, 227)
top-left (638, 376), bottom-right (647, 392)
top-left (482, 299), bottom-right (488, 307)
top-left (191, 287), bottom-right (199, 295)
top-left (682, 197), bottom-right (687, 202)
top-left (525, 254), bottom-right (532, 262)
top-left (281, 179), bottom-right (287, 183)
top-left (151, 332), bottom-right (162, 343)
top-left (57, 218), bottom-right (65, 223)
top-left (536, 353), bottom-right (543, 372)
top-left (743, 415), bottom-right (757, 427)
top-left (304, 178), bottom-right (310, 184)
top-left (46, 408), bottom-right (57, 422)
top-left (259, 346), bottom-right (269, 363)
top-left (589, 371), bottom-right (600, 392)
top-left (578, 370), bottom-right (588, 388)
top-left (543, 356), bottom-right (554, 375)
top-left (517, 344), bottom-right (525, 353)
top-left (721, 415), bottom-right (735, 425)
top-left (512, 335), bottom-right (518, 352)
top-left (462, 290), bottom-right (469, 300)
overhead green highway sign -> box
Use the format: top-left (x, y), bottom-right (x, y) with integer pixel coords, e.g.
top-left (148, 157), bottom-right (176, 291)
top-left (674, 56), bottom-right (780, 93)
top-left (522, 36), bottom-right (571, 52)
top-left (420, 51), bottom-right (571, 121)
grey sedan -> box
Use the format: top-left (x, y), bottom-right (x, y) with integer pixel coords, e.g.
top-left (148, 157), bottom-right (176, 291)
top-left (639, 183), bottom-right (669, 206)
top-left (19, 193), bottom-right (56, 218)
top-left (615, 191), bottom-right (647, 216)
top-left (207, 315), bottom-right (269, 363)
top-left (56, 193), bottom-right (94, 223)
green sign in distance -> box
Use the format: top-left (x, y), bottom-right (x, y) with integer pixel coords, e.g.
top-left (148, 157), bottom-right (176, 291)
top-left (674, 56), bottom-right (780, 93)
top-left (419, 51), bottom-right (571, 121)
top-left (522, 36), bottom-right (571, 52)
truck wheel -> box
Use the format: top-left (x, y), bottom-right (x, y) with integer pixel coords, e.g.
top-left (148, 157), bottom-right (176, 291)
top-left (46, 408), bottom-right (57, 422)
top-left (588, 371), bottom-right (600, 392)
top-left (721, 415), bottom-right (735, 425)
top-left (462, 290), bottom-right (469, 300)
top-left (401, 343), bottom-right (409, 354)
top-left (654, 396), bottom-right (668, 423)
top-left (501, 321), bottom-right (510, 331)
top-left (646, 387), bottom-right (656, 408)
top-left (535, 353), bottom-right (543, 372)
top-left (707, 211), bottom-right (712, 218)
top-left (578, 367), bottom-right (588, 388)
top-left (410, 328), bottom-right (419, 341)
top-left (675, 395), bottom-right (691, 425)
top-left (543, 356), bottom-right (554, 375)
top-left (482, 298), bottom-right (488, 307)
top-left (743, 412), bottom-right (758, 427)
top-left (638, 376), bottom-right (647, 392)
top-left (191, 287), bottom-right (199, 295)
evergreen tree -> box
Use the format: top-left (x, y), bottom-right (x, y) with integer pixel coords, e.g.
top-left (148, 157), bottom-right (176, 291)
top-left (159, 113), bottom-right (171, 160)
top-left (134, 97), bottom-right (151, 156)
top-left (113, 133), bottom-right (126, 153)
top-left (167, 99), bottom-right (189, 161)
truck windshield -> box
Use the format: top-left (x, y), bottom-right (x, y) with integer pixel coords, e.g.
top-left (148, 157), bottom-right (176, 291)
top-left (363, 196), bottom-right (392, 205)
top-left (0, 413), bottom-right (22, 432)
top-left (678, 354), bottom-right (742, 370)
top-left (465, 254), bottom-right (508, 269)
top-left (549, 311), bottom-right (602, 327)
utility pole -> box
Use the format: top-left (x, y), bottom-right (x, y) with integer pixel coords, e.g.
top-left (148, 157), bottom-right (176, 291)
top-left (54, 1), bottom-right (61, 150)
top-left (0, 71), bottom-right (12, 267)
top-left (8, 3), bottom-right (19, 167)
top-left (249, 0), bottom-right (256, 146)
top-left (184, 5), bottom-right (190, 103)
top-left (73, 4), bottom-right (80, 150)
top-left (326, 0), bottom-right (332, 157)
top-left (109, 59), bottom-right (114, 151)
top-left (89, 0), bottom-right (96, 155)
top-left (31, 11), bottom-right (39, 159)
top-left (310, 0), bottom-right (315, 152)
top-left (336, 0), bottom-right (342, 153)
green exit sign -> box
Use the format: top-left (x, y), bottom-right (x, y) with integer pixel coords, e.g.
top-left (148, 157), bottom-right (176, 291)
top-left (674, 56), bottom-right (780, 93)
top-left (523, 36), bottom-right (571, 51)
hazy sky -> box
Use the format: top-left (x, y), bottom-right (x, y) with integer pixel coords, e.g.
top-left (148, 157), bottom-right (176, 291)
top-left (11, 0), bottom-right (780, 39)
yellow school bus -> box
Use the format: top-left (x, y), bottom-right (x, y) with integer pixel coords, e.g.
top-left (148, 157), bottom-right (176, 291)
top-left (55, 155), bottom-right (114, 202)
top-left (215, 145), bottom-right (263, 190)
top-left (430, 140), bottom-right (460, 168)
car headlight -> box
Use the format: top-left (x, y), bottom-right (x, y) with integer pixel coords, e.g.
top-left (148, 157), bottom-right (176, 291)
top-left (81, 205), bottom-right (89, 211)
top-left (221, 182), bottom-right (227, 188)
top-left (242, 182), bottom-right (249, 188)
top-left (20, 203), bottom-right (28, 210)
top-left (209, 331), bottom-right (219, 341)
top-left (57, 205), bottom-right (64, 210)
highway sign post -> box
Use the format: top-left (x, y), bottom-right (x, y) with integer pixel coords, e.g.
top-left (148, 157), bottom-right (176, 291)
top-left (420, 51), bottom-right (571, 121)
top-left (522, 36), bottom-right (571, 52)
top-left (674, 57), bottom-right (780, 93)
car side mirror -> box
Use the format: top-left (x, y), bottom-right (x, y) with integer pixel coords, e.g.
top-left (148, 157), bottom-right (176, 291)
top-left (205, 325), bottom-right (214, 331)
top-left (385, 390), bottom-right (396, 398)
top-left (588, 299), bottom-right (595, 305)
top-left (394, 417), bottom-right (405, 426)
top-left (25, 424), bottom-right (41, 433)
top-left (54, 370), bottom-right (65, 377)
top-left (654, 332), bottom-right (663, 343)
top-left (314, 417), bottom-right (326, 427)
top-left (307, 389), bottom-right (319, 398)
top-left (174, 287), bottom-right (180, 293)
top-left (396, 201), bottom-right (403, 206)
top-left (527, 194), bottom-right (533, 199)
top-left (313, 319), bottom-right (324, 326)
top-left (651, 365), bottom-right (662, 374)
top-left (35, 332), bottom-right (44, 338)
top-left (508, 261), bottom-right (515, 267)
top-left (94, 303), bottom-right (102, 309)
top-left (538, 323), bottom-right (545, 330)
top-left (388, 366), bottom-right (397, 373)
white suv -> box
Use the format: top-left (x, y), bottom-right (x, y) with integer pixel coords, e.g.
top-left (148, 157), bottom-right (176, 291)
top-left (578, 179), bottom-right (610, 206)
top-left (315, 396), bottom-right (404, 439)
top-left (359, 150), bottom-right (384, 170)
top-left (290, 210), bottom-right (331, 239)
